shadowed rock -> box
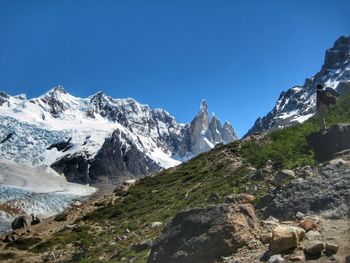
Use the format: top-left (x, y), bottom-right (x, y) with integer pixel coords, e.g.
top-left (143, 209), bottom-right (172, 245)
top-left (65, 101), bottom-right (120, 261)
top-left (147, 203), bottom-right (260, 263)
top-left (307, 124), bottom-right (350, 162)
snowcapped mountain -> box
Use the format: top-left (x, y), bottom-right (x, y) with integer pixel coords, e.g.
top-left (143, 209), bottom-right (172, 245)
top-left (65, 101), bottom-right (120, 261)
top-left (246, 36), bottom-right (350, 136)
top-left (0, 88), bottom-right (237, 186)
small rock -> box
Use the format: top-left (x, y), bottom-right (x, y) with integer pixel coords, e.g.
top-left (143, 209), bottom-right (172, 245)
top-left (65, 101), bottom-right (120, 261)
top-left (149, 222), bottom-right (163, 228)
top-left (133, 240), bottom-right (152, 252)
top-left (263, 216), bottom-right (280, 226)
top-left (225, 193), bottom-right (255, 204)
top-left (2, 234), bottom-right (17, 243)
top-left (268, 254), bottom-right (285, 263)
top-left (289, 255), bottom-right (305, 261)
top-left (54, 213), bottom-right (68, 222)
top-left (295, 212), bottom-right (305, 220)
top-left (270, 225), bottom-right (305, 254)
top-left (74, 201), bottom-right (82, 206)
top-left (207, 192), bottom-right (220, 203)
top-left (325, 243), bottom-right (338, 254)
top-left (260, 232), bottom-right (272, 244)
top-left (275, 170), bottom-right (295, 185)
top-left (305, 230), bottom-right (321, 240)
top-left (298, 218), bottom-right (320, 232)
top-left (304, 241), bottom-right (324, 256)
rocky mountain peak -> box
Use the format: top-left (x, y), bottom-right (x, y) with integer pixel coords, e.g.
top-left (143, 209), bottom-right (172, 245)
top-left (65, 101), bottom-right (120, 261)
top-left (200, 99), bottom-right (208, 112)
top-left (188, 100), bottom-right (237, 155)
top-left (322, 35), bottom-right (350, 72)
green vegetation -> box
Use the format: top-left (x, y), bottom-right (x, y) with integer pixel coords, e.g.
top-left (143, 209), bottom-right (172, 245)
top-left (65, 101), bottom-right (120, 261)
top-left (31, 94), bottom-right (350, 262)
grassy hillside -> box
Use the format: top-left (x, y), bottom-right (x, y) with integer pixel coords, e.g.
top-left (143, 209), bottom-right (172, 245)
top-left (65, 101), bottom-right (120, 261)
top-left (31, 94), bottom-right (350, 263)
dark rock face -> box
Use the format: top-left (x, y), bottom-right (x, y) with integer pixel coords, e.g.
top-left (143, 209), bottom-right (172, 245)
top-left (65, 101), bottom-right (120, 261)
top-left (0, 91), bottom-right (9, 107)
top-left (89, 129), bottom-right (161, 185)
top-left (51, 129), bottom-right (161, 185)
top-left (47, 138), bottom-right (73, 152)
top-left (147, 204), bottom-right (260, 263)
top-left (307, 124), bottom-right (350, 162)
top-left (246, 36), bottom-right (350, 137)
top-left (51, 151), bottom-right (92, 184)
top-left (261, 163), bottom-right (350, 220)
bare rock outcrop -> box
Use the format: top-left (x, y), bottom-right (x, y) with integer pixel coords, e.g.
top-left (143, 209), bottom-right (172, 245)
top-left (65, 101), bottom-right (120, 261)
top-left (147, 203), bottom-right (260, 263)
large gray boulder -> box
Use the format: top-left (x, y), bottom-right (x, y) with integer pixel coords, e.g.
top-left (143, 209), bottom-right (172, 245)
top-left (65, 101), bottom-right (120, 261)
top-left (307, 124), bottom-right (350, 162)
top-left (261, 162), bottom-right (350, 220)
top-left (147, 203), bottom-right (260, 263)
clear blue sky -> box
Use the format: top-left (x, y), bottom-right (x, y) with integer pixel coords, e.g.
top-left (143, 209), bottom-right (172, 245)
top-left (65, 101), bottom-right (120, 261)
top-left (0, 0), bottom-right (349, 136)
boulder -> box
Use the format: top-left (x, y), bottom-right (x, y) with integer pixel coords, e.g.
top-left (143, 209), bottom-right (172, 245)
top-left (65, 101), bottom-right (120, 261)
top-left (307, 124), bottom-right (350, 162)
top-left (298, 218), bottom-right (320, 232)
top-left (304, 241), bottom-right (324, 256)
top-left (54, 213), bottom-right (68, 222)
top-left (325, 243), bottom-right (338, 254)
top-left (275, 170), bottom-right (295, 185)
top-left (11, 215), bottom-right (32, 230)
top-left (133, 240), bottom-right (153, 252)
top-left (2, 233), bottom-right (17, 243)
top-left (305, 230), bottom-right (321, 241)
top-left (147, 203), bottom-right (260, 263)
top-left (270, 225), bottom-right (305, 254)
top-left (225, 193), bottom-right (255, 204)
top-left (31, 215), bottom-right (43, 225)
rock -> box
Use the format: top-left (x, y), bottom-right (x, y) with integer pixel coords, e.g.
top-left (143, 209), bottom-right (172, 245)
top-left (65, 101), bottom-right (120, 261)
top-left (305, 230), bottom-right (321, 240)
top-left (325, 243), bottom-right (339, 254)
top-left (289, 254), bottom-right (305, 261)
top-left (225, 193), bottom-right (255, 204)
top-left (147, 203), bottom-right (260, 263)
top-left (133, 240), bottom-right (153, 252)
top-left (298, 218), bottom-right (320, 232)
top-left (270, 225), bottom-right (305, 254)
top-left (149, 222), bottom-right (163, 228)
top-left (11, 215), bottom-right (32, 230)
top-left (275, 170), bottom-right (295, 185)
top-left (3, 234), bottom-right (17, 243)
top-left (260, 232), bottom-right (273, 244)
top-left (296, 165), bottom-right (315, 178)
top-left (31, 215), bottom-right (43, 225)
top-left (307, 124), bottom-right (350, 162)
top-left (263, 163), bottom-right (350, 220)
top-left (207, 192), bottom-right (220, 203)
top-left (304, 241), bottom-right (325, 256)
top-left (263, 216), bottom-right (280, 226)
top-left (295, 212), bottom-right (305, 221)
top-left (268, 254), bottom-right (284, 263)
top-left (54, 213), bottom-right (68, 222)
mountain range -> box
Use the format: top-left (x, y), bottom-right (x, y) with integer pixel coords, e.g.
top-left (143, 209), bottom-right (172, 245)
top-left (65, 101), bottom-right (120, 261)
top-left (0, 89), bottom-right (237, 186)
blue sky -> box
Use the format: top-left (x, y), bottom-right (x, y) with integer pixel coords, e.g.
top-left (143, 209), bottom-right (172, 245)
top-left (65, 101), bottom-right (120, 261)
top-left (0, 0), bottom-right (349, 136)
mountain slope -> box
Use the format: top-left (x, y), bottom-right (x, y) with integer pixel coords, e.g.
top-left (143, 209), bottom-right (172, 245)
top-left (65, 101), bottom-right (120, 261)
top-left (246, 35), bottom-right (350, 136)
top-left (28, 93), bottom-right (350, 263)
top-left (0, 88), bottom-right (237, 185)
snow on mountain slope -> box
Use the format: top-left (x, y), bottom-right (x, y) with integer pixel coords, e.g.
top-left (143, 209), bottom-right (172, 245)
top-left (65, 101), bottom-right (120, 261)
top-left (0, 87), bottom-right (237, 186)
top-left (246, 36), bottom-right (350, 136)
top-left (0, 160), bottom-right (96, 232)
